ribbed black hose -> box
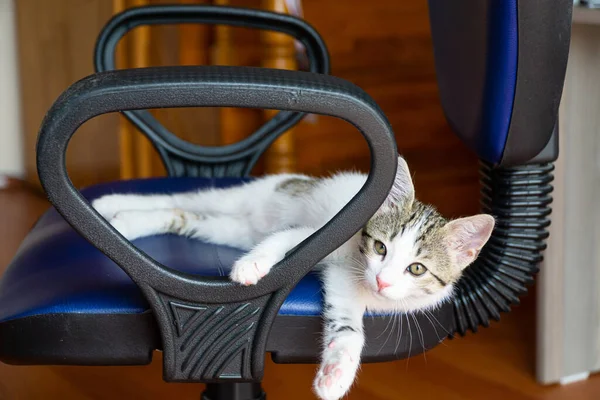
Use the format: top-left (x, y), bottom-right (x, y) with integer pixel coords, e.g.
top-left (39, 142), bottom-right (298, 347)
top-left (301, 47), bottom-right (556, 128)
top-left (450, 161), bottom-right (554, 336)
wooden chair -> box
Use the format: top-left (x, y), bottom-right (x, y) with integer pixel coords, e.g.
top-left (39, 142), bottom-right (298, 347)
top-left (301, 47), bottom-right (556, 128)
top-left (114, 0), bottom-right (301, 178)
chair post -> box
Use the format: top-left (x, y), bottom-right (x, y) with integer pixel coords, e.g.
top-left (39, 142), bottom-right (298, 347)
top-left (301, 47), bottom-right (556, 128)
top-left (202, 383), bottom-right (266, 400)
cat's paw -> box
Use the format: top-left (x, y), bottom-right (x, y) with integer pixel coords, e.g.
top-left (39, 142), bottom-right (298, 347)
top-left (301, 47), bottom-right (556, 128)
top-left (230, 254), bottom-right (279, 285)
top-left (314, 341), bottom-right (361, 400)
top-left (92, 195), bottom-right (125, 220)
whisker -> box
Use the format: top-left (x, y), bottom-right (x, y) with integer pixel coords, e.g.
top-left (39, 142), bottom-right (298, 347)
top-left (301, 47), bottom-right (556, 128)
top-left (424, 310), bottom-right (450, 346)
top-left (375, 312), bottom-right (394, 341)
top-left (412, 313), bottom-right (427, 364)
top-left (421, 310), bottom-right (446, 346)
top-left (394, 310), bottom-right (404, 354)
top-left (377, 314), bottom-right (397, 355)
top-left (425, 309), bottom-right (452, 337)
top-left (405, 312), bottom-right (412, 371)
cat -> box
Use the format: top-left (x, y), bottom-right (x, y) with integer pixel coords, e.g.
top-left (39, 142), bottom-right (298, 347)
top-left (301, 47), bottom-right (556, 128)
top-left (92, 155), bottom-right (494, 400)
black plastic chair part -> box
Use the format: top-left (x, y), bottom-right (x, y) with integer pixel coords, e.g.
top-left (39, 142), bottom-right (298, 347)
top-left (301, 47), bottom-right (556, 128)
top-left (426, 0), bottom-right (573, 335)
top-left (94, 4), bottom-right (330, 178)
top-left (36, 65), bottom-right (399, 379)
top-left (428, 0), bottom-right (572, 166)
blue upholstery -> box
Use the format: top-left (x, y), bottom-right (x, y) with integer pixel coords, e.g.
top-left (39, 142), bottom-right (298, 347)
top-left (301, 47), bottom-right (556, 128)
top-left (0, 178), bottom-right (324, 323)
top-left (428, 0), bottom-right (518, 162)
top-left (482, 0), bottom-right (518, 162)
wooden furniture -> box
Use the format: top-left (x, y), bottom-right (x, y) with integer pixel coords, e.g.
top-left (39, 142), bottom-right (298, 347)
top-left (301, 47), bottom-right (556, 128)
top-left (260, 0), bottom-right (298, 173)
top-left (112, 0), bottom-right (299, 177)
top-left (113, 0), bottom-right (152, 179)
top-left (15, 0), bottom-right (120, 188)
top-left (16, 0), bottom-right (471, 213)
top-left (212, 0), bottom-right (261, 149)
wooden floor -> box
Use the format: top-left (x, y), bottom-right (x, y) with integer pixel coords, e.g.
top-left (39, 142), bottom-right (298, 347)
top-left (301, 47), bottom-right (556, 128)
top-left (1, 182), bottom-right (599, 400)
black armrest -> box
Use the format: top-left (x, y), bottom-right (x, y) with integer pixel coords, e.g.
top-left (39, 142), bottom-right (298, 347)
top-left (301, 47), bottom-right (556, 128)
top-left (94, 4), bottom-right (330, 177)
top-left (36, 66), bottom-right (398, 382)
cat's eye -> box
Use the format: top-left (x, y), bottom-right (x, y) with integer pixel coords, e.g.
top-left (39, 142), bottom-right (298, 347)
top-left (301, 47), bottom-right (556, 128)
top-left (373, 240), bottom-right (387, 256)
top-left (407, 263), bottom-right (427, 276)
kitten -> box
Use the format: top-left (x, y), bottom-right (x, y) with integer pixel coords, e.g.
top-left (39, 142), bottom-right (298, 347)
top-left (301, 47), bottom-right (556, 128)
top-left (92, 156), bottom-right (494, 400)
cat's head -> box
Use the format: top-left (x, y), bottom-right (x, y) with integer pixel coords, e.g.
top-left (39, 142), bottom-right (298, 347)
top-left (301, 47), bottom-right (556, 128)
top-left (359, 156), bottom-right (495, 310)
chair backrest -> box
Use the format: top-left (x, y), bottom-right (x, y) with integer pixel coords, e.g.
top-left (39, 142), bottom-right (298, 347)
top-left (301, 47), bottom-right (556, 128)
top-left (94, 5), bottom-right (330, 177)
top-left (428, 0), bottom-right (572, 166)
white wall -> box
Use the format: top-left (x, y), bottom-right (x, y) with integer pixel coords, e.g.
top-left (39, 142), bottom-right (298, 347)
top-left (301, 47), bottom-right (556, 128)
top-left (0, 0), bottom-right (24, 178)
top-left (537, 18), bottom-right (600, 385)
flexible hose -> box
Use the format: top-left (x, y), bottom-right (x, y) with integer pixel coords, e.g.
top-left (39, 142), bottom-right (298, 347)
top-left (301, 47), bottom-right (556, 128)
top-left (450, 161), bottom-right (554, 335)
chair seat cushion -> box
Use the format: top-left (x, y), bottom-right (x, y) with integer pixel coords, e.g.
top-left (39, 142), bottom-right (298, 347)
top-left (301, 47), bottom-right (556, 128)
top-left (0, 177), bottom-right (324, 324)
top-left (0, 177), bottom-right (453, 366)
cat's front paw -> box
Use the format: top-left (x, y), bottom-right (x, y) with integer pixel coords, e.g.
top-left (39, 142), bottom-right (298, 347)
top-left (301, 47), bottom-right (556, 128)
top-left (230, 254), bottom-right (278, 286)
top-left (314, 341), bottom-right (361, 400)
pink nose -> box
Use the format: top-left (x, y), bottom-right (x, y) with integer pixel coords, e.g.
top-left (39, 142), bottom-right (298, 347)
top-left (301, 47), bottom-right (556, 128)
top-left (376, 275), bottom-right (391, 291)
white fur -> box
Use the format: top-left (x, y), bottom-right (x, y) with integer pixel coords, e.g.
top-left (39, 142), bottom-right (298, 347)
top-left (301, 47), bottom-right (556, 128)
top-left (92, 156), bottom-right (489, 400)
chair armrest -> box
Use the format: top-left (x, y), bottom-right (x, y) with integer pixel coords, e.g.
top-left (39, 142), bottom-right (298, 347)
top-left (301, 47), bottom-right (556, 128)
top-left (94, 4), bottom-right (331, 177)
top-left (36, 65), bottom-right (397, 381)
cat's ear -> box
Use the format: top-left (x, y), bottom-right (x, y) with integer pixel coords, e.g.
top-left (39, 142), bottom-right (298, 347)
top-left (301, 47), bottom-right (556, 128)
top-left (442, 214), bottom-right (495, 270)
top-left (380, 156), bottom-right (415, 211)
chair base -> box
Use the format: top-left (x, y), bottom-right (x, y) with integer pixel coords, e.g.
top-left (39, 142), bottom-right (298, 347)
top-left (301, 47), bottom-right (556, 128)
top-left (201, 383), bottom-right (266, 400)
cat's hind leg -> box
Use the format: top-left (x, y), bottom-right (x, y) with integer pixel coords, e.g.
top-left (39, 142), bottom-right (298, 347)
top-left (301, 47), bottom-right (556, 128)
top-left (92, 173), bottom-right (308, 220)
top-left (92, 194), bottom-right (179, 220)
top-left (106, 209), bottom-right (259, 249)
top-left (107, 209), bottom-right (204, 241)
top-left (91, 190), bottom-right (237, 220)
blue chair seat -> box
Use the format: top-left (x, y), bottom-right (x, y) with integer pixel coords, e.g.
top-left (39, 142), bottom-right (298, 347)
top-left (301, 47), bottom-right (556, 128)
top-left (0, 177), bottom-right (323, 325)
top-left (0, 178), bottom-right (447, 366)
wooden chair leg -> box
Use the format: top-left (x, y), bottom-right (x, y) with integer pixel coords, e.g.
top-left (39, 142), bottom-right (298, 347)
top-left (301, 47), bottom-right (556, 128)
top-left (261, 0), bottom-right (299, 173)
top-left (113, 0), bottom-right (153, 179)
top-left (113, 0), bottom-right (135, 179)
top-left (213, 0), bottom-right (256, 147)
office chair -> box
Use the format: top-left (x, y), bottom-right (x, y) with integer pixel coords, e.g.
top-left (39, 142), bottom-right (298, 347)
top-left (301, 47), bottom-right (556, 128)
top-left (0, 2), bottom-right (572, 399)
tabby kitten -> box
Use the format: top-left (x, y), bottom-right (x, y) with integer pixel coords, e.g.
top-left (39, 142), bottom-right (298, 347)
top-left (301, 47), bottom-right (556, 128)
top-left (92, 156), bottom-right (494, 400)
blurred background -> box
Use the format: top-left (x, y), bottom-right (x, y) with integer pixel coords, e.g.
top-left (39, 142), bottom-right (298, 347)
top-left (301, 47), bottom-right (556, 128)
top-left (0, 0), bottom-right (599, 399)
top-left (0, 0), bottom-right (482, 217)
